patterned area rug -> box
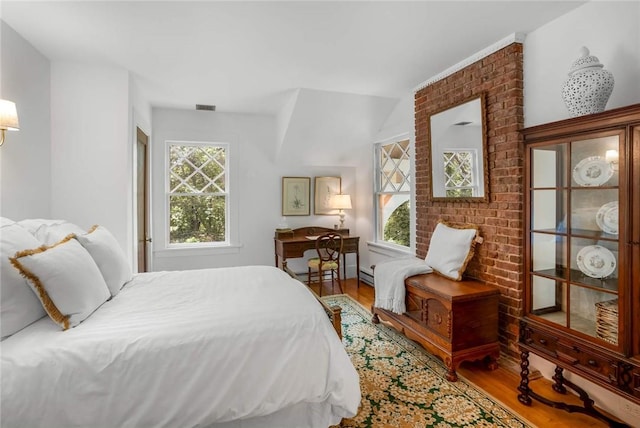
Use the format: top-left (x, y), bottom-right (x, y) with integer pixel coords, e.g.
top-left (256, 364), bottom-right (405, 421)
top-left (321, 294), bottom-right (532, 428)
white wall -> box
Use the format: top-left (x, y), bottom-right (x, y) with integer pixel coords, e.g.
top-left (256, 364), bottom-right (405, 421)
top-left (151, 108), bottom-right (358, 274)
top-left (49, 62), bottom-right (132, 260)
top-left (523, 1), bottom-right (640, 127)
top-left (357, 94), bottom-right (416, 275)
top-left (0, 22), bottom-right (51, 219)
top-left (0, 23), bottom-right (144, 266)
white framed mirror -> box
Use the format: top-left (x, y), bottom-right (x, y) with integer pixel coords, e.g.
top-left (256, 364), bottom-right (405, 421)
top-left (428, 94), bottom-right (488, 201)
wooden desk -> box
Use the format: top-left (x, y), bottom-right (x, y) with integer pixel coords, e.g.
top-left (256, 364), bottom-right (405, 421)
top-left (274, 226), bottom-right (360, 285)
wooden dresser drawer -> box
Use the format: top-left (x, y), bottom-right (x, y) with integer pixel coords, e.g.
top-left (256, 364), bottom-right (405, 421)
top-left (524, 328), bottom-right (558, 357)
top-left (341, 239), bottom-right (359, 252)
top-left (557, 342), bottom-right (615, 383)
top-left (424, 297), bottom-right (451, 339)
top-left (282, 243), bottom-right (307, 256)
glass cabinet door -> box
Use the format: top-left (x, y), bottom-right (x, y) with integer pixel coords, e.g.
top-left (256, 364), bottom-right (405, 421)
top-left (528, 132), bottom-right (621, 346)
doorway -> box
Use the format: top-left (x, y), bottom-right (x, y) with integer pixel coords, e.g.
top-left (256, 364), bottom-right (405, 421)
top-left (136, 127), bottom-right (150, 272)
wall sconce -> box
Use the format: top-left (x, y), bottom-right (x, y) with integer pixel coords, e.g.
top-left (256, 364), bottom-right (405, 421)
top-left (331, 194), bottom-right (352, 228)
top-left (0, 99), bottom-right (20, 147)
top-left (605, 149), bottom-right (619, 171)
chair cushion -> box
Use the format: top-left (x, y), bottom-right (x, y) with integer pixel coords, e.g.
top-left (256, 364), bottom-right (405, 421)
top-left (308, 258), bottom-right (339, 270)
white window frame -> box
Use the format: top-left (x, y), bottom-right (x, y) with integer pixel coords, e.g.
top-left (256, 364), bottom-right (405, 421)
top-left (373, 134), bottom-right (415, 253)
top-left (164, 140), bottom-right (231, 249)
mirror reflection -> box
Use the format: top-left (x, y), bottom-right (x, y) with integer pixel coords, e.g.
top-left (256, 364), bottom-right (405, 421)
top-left (429, 95), bottom-right (487, 200)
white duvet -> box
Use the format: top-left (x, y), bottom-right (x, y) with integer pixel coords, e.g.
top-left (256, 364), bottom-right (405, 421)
top-left (1, 265), bottom-right (360, 428)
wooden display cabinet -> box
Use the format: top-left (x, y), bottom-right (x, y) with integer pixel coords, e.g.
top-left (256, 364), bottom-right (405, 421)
top-left (518, 104), bottom-right (640, 427)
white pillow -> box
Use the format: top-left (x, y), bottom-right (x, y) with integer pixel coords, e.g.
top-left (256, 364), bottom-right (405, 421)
top-left (76, 225), bottom-right (132, 296)
top-left (9, 235), bottom-right (110, 330)
top-left (17, 219), bottom-right (85, 246)
top-left (1, 221), bottom-right (47, 338)
top-left (1, 216), bottom-right (15, 227)
top-left (425, 221), bottom-right (478, 281)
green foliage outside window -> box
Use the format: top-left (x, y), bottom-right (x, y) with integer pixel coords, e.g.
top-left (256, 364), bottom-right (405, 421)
top-left (169, 144), bottom-right (227, 244)
top-left (445, 188), bottom-right (473, 197)
top-left (170, 195), bottom-right (226, 243)
top-left (383, 200), bottom-right (410, 247)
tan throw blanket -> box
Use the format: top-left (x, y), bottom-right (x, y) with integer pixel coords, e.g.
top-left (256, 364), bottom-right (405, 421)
top-left (373, 257), bottom-right (432, 314)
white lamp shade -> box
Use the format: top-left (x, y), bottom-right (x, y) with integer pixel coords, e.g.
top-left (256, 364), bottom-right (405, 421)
top-left (0, 100), bottom-right (19, 131)
top-left (331, 194), bottom-right (352, 210)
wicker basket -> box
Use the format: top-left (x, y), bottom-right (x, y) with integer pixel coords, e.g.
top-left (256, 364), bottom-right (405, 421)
top-left (595, 299), bottom-right (618, 344)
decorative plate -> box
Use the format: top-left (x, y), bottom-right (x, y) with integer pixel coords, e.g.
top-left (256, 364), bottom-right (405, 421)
top-left (576, 245), bottom-right (616, 278)
top-left (572, 156), bottom-right (614, 186)
top-left (596, 201), bottom-right (619, 235)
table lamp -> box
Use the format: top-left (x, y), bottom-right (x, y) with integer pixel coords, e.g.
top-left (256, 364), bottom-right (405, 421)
top-left (331, 194), bottom-right (352, 228)
top-left (0, 99), bottom-right (19, 147)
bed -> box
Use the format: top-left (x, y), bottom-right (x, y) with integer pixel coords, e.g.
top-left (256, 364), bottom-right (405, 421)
top-left (0, 219), bottom-right (360, 428)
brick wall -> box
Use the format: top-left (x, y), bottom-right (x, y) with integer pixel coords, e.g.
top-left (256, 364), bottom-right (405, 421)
top-left (414, 43), bottom-right (524, 357)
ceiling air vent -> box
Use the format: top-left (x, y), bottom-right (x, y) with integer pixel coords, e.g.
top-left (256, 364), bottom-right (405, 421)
top-left (196, 104), bottom-right (216, 111)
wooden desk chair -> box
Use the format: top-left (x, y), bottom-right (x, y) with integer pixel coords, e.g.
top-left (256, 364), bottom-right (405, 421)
top-left (307, 232), bottom-right (343, 296)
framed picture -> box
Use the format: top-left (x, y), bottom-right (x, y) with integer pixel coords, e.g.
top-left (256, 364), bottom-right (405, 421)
top-left (314, 176), bottom-right (341, 215)
top-left (282, 177), bottom-right (310, 216)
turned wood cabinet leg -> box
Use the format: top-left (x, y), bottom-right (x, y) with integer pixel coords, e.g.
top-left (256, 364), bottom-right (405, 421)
top-left (517, 350), bottom-right (532, 405)
top-left (552, 365), bottom-right (567, 394)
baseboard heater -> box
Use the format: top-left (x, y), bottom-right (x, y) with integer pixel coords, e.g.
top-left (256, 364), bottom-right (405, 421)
top-left (359, 268), bottom-right (374, 286)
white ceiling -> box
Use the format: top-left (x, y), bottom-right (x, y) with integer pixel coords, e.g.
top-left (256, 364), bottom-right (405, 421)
top-left (2, 1), bottom-right (585, 115)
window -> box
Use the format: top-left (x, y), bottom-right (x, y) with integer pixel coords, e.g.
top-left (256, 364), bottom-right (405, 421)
top-left (375, 139), bottom-right (411, 248)
top-left (166, 142), bottom-right (229, 246)
top-left (443, 149), bottom-right (478, 197)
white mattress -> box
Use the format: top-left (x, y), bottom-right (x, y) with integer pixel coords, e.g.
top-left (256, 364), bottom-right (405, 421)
top-left (1, 265), bottom-right (360, 428)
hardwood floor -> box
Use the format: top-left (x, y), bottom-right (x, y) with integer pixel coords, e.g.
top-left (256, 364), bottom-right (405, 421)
top-left (310, 277), bottom-right (619, 428)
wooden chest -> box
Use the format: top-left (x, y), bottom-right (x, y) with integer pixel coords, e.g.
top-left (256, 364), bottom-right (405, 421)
top-left (372, 273), bottom-right (500, 381)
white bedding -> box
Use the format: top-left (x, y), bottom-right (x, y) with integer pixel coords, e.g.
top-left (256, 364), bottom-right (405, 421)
top-left (1, 265), bottom-right (360, 428)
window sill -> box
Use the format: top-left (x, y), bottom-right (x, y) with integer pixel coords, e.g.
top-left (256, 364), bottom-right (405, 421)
top-left (154, 244), bottom-right (243, 258)
top-left (366, 241), bottom-right (413, 258)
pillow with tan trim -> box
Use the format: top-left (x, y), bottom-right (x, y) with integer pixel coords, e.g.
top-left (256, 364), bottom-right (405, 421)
top-left (1, 220), bottom-right (47, 339)
top-left (75, 225), bottom-right (132, 297)
top-left (10, 235), bottom-right (110, 330)
top-left (424, 220), bottom-right (479, 281)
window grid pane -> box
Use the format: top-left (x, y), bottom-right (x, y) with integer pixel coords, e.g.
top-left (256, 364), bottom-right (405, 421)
top-left (376, 139), bottom-right (411, 248)
top-left (168, 143), bottom-right (228, 245)
top-left (169, 145), bottom-right (226, 193)
top-left (379, 140), bottom-right (410, 193)
top-left (169, 195), bottom-right (226, 244)
top-left (443, 150), bottom-right (477, 197)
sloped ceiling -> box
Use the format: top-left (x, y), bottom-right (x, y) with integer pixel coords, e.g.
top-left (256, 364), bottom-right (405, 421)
top-left (276, 88), bottom-right (398, 165)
